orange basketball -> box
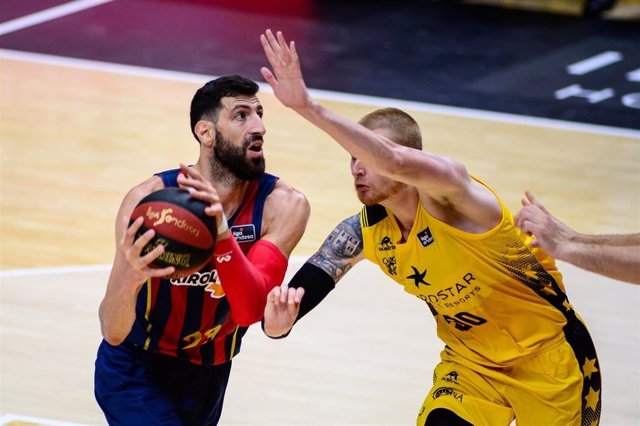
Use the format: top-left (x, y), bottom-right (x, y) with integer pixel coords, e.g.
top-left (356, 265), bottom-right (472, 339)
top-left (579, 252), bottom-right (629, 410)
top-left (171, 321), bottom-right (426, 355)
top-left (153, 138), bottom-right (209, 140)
top-left (130, 188), bottom-right (217, 278)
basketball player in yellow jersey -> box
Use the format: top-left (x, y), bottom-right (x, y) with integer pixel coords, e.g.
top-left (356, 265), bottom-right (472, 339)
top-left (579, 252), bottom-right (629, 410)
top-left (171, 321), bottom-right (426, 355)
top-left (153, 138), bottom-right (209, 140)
top-left (260, 30), bottom-right (601, 426)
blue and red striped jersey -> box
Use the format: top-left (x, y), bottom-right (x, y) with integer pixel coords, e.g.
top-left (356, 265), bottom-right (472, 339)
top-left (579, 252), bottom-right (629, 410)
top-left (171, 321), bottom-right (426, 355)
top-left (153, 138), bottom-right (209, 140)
top-left (125, 168), bottom-right (278, 365)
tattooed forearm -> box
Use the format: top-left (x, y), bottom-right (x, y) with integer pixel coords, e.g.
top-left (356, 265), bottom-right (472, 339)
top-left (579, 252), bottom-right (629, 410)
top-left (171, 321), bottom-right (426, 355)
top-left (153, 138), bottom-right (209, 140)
top-left (308, 214), bottom-right (364, 282)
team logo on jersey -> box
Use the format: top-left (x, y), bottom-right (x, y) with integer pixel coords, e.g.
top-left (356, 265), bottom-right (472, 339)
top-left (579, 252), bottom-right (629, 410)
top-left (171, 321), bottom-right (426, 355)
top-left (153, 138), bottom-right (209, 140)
top-left (417, 227), bottom-right (434, 247)
top-left (169, 270), bottom-right (226, 298)
top-left (432, 387), bottom-right (463, 402)
top-left (406, 266), bottom-right (431, 288)
top-left (378, 236), bottom-right (396, 251)
top-left (382, 256), bottom-right (397, 276)
top-left (442, 371), bottom-right (459, 384)
top-left (231, 224), bottom-right (256, 243)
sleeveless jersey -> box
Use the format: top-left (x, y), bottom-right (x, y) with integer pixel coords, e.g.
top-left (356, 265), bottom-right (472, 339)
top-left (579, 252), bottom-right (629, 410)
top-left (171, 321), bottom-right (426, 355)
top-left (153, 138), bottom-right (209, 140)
top-left (360, 178), bottom-right (575, 367)
top-left (125, 168), bottom-right (278, 366)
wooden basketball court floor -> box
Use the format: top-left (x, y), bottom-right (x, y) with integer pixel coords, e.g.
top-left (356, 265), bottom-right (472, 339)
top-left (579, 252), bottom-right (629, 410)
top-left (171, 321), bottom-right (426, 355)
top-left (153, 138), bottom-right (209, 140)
top-left (1, 47), bottom-right (639, 425)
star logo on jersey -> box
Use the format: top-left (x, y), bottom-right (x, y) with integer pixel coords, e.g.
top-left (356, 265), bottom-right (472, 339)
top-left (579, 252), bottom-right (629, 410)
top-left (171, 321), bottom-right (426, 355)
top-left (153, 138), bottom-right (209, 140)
top-left (406, 266), bottom-right (430, 288)
top-left (442, 371), bottom-right (459, 384)
top-left (583, 357), bottom-right (599, 379)
top-left (584, 387), bottom-right (600, 411)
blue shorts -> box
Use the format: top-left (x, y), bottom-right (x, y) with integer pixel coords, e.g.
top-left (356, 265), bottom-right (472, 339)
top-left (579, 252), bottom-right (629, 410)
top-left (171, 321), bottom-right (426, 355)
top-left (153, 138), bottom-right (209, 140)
top-left (94, 340), bottom-right (232, 426)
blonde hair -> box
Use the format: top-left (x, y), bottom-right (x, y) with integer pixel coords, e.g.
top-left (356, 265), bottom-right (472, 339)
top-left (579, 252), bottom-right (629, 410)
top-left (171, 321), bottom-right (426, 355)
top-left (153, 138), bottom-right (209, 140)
top-left (358, 107), bottom-right (422, 150)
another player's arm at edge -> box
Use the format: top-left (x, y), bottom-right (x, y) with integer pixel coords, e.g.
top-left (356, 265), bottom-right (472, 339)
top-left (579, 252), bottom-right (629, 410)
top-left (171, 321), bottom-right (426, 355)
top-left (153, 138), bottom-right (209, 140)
top-left (264, 213), bottom-right (365, 338)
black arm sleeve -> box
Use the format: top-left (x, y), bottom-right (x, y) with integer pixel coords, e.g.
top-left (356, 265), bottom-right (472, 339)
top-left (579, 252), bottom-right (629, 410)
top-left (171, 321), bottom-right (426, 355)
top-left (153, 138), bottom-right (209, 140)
top-left (262, 262), bottom-right (336, 339)
top-left (288, 263), bottom-right (336, 322)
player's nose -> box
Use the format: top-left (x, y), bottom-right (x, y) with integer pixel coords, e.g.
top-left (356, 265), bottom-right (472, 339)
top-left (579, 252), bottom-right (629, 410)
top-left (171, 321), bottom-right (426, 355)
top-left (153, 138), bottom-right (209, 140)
top-left (350, 158), bottom-right (366, 176)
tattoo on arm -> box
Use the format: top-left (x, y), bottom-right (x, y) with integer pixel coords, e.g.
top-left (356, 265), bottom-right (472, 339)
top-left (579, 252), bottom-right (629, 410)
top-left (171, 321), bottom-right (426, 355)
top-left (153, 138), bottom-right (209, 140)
top-left (308, 214), bottom-right (364, 283)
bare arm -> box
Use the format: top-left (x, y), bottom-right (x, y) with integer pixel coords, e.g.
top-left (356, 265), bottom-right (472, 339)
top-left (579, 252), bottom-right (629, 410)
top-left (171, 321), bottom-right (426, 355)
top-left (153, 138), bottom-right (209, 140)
top-left (259, 179), bottom-right (311, 257)
top-left (515, 190), bottom-right (640, 284)
top-left (99, 178), bottom-right (174, 345)
top-left (260, 31), bottom-right (462, 195)
top-left (263, 214), bottom-right (365, 337)
top-left (260, 29), bottom-right (500, 229)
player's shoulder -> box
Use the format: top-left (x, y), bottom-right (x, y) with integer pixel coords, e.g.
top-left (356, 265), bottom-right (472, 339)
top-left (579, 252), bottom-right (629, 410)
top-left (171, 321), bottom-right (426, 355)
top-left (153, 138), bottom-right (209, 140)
top-left (269, 179), bottom-right (309, 207)
top-left (360, 204), bottom-right (388, 227)
top-left (122, 175), bottom-right (165, 207)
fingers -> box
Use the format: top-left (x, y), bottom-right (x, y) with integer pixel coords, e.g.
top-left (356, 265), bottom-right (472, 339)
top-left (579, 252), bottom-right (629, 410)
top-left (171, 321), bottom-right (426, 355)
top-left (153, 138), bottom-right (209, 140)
top-left (261, 33), bottom-right (279, 67)
top-left (525, 190), bottom-right (551, 214)
top-left (177, 164), bottom-right (206, 190)
top-left (269, 284), bottom-right (304, 306)
top-left (524, 190), bottom-right (536, 204)
top-left (514, 204), bottom-right (532, 228)
top-left (122, 219), bottom-right (175, 276)
top-left (177, 164), bottom-right (223, 218)
top-left (262, 29), bottom-right (294, 67)
top-left (260, 66), bottom-right (277, 88)
top-left (124, 216), bottom-right (144, 246)
top-left (126, 218), bottom-right (157, 258)
top-left (144, 264), bottom-right (176, 278)
top-left (519, 218), bottom-right (543, 240)
top-left (267, 285), bottom-right (282, 302)
top-left (262, 29), bottom-right (284, 65)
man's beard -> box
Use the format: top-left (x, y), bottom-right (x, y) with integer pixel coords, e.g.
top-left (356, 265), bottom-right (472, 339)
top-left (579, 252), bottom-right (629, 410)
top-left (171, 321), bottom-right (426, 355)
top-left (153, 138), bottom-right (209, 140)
top-left (357, 180), bottom-right (405, 206)
top-left (210, 132), bottom-right (265, 182)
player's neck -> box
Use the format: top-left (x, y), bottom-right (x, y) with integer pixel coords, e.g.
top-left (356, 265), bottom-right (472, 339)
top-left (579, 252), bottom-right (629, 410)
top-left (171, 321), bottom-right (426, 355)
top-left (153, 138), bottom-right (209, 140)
top-left (193, 160), bottom-right (251, 218)
top-left (382, 188), bottom-right (419, 240)
top-left (217, 179), bottom-right (251, 219)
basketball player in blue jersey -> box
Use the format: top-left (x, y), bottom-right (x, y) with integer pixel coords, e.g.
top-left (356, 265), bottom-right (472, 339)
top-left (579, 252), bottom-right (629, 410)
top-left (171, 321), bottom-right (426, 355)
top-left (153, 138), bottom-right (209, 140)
top-left (94, 75), bottom-right (310, 425)
top-left (260, 30), bottom-right (602, 426)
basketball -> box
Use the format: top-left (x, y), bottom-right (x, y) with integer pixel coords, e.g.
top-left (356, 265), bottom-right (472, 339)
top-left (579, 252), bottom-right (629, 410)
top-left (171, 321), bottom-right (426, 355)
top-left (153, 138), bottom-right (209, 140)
top-left (130, 187), bottom-right (217, 278)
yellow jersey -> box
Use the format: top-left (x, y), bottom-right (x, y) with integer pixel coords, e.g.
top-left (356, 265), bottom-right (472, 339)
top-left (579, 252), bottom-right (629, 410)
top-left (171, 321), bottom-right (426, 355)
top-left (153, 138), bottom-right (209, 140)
top-left (360, 179), bottom-right (574, 367)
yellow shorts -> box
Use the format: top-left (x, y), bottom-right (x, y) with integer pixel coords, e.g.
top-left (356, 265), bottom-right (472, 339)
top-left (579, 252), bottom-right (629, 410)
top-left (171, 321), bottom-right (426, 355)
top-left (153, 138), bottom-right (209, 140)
top-left (417, 325), bottom-right (601, 426)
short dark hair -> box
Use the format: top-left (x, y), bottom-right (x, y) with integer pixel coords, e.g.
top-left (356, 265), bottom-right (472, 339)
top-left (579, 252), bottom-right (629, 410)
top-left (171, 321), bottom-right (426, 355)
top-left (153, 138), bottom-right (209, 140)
top-left (358, 107), bottom-right (422, 150)
top-left (189, 75), bottom-right (259, 141)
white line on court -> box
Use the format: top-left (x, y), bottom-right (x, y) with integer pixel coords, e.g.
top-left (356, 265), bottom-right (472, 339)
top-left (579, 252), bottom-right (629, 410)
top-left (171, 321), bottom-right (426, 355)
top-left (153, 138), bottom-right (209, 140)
top-left (0, 414), bottom-right (91, 426)
top-left (566, 51), bottom-right (623, 75)
top-left (0, 0), bottom-right (114, 36)
top-left (627, 67), bottom-right (640, 82)
top-left (1, 48), bottom-right (638, 139)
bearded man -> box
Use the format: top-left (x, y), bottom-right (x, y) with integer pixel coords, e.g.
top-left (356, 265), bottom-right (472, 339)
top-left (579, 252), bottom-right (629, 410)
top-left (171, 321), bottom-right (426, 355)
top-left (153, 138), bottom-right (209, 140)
top-left (95, 75), bottom-right (310, 425)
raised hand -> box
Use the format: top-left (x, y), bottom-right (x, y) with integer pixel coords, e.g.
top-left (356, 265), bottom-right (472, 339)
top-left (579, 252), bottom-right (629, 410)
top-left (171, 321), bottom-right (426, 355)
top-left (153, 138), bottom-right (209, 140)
top-left (260, 29), bottom-right (312, 111)
top-left (515, 190), bottom-right (574, 258)
top-left (263, 283), bottom-right (305, 337)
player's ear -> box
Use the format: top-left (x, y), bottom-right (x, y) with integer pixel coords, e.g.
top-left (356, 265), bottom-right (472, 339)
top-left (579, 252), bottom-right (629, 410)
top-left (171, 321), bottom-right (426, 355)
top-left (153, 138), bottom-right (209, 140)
top-left (194, 120), bottom-right (214, 146)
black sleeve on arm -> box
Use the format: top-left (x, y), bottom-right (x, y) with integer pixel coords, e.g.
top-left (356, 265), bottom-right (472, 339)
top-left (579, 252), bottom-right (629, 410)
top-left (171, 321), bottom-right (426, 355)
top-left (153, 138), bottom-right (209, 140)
top-left (288, 262), bottom-right (336, 322)
top-left (262, 262), bottom-right (336, 339)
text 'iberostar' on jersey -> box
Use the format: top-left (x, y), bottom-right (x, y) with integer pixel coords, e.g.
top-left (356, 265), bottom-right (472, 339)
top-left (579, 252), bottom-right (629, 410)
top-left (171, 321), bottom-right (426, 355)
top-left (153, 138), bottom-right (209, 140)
top-left (360, 176), bottom-right (582, 367)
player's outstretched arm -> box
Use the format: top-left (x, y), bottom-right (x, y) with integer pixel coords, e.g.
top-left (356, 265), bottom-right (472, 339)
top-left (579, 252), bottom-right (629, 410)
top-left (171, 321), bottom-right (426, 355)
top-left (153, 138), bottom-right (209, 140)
top-left (260, 29), bottom-right (500, 225)
top-left (260, 29), bottom-right (406, 182)
top-left (263, 214), bottom-right (365, 338)
top-left (515, 190), bottom-right (640, 284)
